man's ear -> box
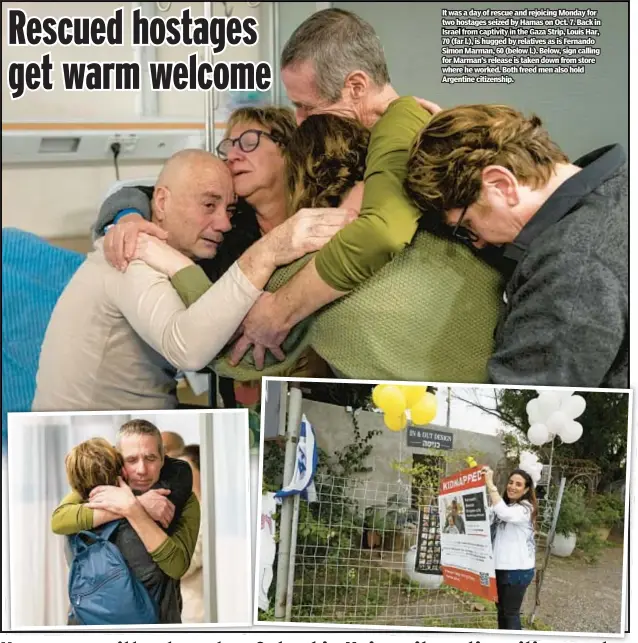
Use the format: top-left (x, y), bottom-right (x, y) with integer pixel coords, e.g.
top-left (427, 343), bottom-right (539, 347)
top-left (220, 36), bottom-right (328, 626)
top-left (343, 70), bottom-right (370, 101)
top-left (481, 165), bottom-right (520, 208)
top-left (153, 185), bottom-right (170, 222)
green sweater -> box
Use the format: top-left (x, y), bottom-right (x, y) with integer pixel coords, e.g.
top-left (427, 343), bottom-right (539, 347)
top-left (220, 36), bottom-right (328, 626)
top-left (315, 96), bottom-right (431, 291)
top-left (51, 491), bottom-right (201, 580)
top-left (165, 98), bottom-right (503, 383)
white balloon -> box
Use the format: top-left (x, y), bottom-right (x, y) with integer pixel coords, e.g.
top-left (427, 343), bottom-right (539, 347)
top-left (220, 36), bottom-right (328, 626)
top-left (520, 451), bottom-right (538, 464)
top-left (528, 407), bottom-right (542, 426)
top-left (554, 389), bottom-right (576, 402)
top-left (528, 423), bottom-right (550, 446)
top-left (546, 411), bottom-right (569, 438)
top-left (561, 395), bottom-right (587, 420)
top-left (526, 398), bottom-right (540, 420)
top-left (561, 420), bottom-right (583, 444)
top-left (537, 391), bottom-right (562, 422)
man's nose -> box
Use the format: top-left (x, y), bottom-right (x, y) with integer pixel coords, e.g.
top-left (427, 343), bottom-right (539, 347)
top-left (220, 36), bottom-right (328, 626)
top-left (136, 460), bottom-right (147, 475)
top-left (214, 211), bottom-right (233, 233)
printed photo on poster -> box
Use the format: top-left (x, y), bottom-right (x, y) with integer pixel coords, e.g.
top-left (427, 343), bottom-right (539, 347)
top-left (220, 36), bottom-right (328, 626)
top-left (438, 466), bottom-right (497, 601)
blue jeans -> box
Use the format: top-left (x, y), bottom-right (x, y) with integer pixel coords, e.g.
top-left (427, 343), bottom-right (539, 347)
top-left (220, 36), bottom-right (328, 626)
top-left (495, 569), bottom-right (534, 630)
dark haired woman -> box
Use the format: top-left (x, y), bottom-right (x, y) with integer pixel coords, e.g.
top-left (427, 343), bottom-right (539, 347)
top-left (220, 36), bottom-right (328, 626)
top-left (483, 465), bottom-right (537, 630)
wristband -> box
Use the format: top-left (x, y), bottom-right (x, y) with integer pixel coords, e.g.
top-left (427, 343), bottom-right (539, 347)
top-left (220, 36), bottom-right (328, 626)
top-left (114, 208), bottom-right (142, 223)
top-left (102, 208), bottom-right (142, 234)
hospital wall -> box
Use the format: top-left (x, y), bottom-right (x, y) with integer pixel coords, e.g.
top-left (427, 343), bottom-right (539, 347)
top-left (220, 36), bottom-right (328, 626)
top-left (1, 1), bottom-right (268, 247)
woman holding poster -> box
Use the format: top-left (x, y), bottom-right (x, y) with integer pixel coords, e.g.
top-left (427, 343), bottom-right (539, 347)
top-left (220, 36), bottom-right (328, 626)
top-left (483, 466), bottom-right (537, 631)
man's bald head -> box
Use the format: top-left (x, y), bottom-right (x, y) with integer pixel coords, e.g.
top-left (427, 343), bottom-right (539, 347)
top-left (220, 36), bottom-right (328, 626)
top-left (161, 431), bottom-right (185, 458)
top-left (152, 148), bottom-right (234, 260)
top-left (156, 149), bottom-right (230, 189)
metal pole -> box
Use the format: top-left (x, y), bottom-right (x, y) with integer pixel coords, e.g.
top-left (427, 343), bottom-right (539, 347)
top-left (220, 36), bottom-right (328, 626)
top-left (446, 387), bottom-right (451, 428)
top-left (268, 2), bottom-right (281, 105)
top-left (278, 381), bottom-right (289, 437)
top-left (274, 386), bottom-right (303, 620)
top-left (203, 2), bottom-right (216, 152)
top-left (543, 437), bottom-right (556, 527)
top-left (530, 476), bottom-right (566, 624)
top-left (135, 3), bottom-right (160, 118)
top-left (285, 494), bottom-right (301, 621)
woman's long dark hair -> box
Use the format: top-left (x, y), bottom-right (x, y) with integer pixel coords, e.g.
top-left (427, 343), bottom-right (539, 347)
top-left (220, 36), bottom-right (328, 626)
top-left (502, 468), bottom-right (538, 528)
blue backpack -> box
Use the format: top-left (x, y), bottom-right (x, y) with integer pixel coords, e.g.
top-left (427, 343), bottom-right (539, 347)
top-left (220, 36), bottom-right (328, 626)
top-left (67, 520), bottom-right (159, 625)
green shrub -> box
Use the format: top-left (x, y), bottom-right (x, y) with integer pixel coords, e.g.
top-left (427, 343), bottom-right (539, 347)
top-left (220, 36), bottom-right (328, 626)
top-left (553, 485), bottom-right (590, 537)
top-left (588, 492), bottom-right (624, 529)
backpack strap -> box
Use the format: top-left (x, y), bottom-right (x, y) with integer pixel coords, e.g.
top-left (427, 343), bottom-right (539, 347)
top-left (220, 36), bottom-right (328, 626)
top-left (67, 520), bottom-right (122, 556)
top-left (95, 519), bottom-right (122, 542)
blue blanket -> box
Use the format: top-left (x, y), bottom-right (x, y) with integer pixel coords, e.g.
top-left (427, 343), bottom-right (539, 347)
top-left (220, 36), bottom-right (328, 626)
top-left (2, 228), bottom-right (85, 448)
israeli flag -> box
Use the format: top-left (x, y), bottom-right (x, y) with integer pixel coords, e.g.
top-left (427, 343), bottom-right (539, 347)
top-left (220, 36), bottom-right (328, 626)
top-left (275, 414), bottom-right (318, 502)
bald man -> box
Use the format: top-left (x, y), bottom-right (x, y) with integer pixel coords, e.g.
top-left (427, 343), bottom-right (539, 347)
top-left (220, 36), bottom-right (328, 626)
top-left (162, 431), bottom-right (185, 458)
top-left (32, 149), bottom-right (349, 411)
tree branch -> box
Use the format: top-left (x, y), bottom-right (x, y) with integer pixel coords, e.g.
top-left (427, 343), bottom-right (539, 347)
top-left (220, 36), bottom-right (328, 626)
top-left (452, 394), bottom-right (527, 431)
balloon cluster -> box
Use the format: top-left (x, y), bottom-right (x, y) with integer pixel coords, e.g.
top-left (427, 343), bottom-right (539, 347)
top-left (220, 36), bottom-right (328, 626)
top-left (372, 384), bottom-right (438, 432)
top-left (518, 451), bottom-right (544, 486)
top-left (525, 390), bottom-right (586, 446)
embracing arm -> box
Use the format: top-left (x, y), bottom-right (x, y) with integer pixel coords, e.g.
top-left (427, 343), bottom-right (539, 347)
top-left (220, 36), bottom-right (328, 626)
top-left (233, 98), bottom-right (432, 340)
top-left (145, 492), bottom-right (201, 579)
top-left (126, 208), bottom-right (356, 367)
top-left (108, 258), bottom-right (263, 372)
top-left (87, 483), bottom-right (201, 579)
top-left (92, 186), bottom-right (153, 240)
top-left (314, 97), bottom-right (431, 291)
top-left (156, 456), bottom-right (192, 519)
top-left (51, 491), bottom-right (121, 535)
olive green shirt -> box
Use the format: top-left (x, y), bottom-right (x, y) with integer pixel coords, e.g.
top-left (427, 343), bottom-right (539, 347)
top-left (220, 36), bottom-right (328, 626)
top-left (314, 96), bottom-right (431, 292)
top-left (51, 490), bottom-right (201, 580)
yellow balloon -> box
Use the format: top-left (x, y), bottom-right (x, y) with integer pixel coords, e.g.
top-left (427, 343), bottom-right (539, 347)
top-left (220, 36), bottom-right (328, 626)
top-left (410, 392), bottom-right (438, 425)
top-left (372, 384), bottom-right (387, 408)
top-left (384, 412), bottom-right (407, 432)
top-left (466, 457), bottom-right (478, 468)
top-left (377, 385), bottom-right (407, 416)
top-left (401, 385), bottom-right (428, 409)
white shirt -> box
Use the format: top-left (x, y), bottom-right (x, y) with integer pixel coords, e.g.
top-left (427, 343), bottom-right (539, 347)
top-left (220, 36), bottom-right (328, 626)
top-left (32, 239), bottom-right (261, 411)
top-left (490, 499), bottom-right (536, 570)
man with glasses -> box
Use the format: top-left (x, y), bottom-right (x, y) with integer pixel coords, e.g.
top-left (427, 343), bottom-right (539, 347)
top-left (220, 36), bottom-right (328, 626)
top-left (405, 104), bottom-right (628, 388)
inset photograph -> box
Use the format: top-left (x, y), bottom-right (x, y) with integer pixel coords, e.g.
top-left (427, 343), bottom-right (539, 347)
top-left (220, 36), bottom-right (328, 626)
top-left (256, 378), bottom-right (630, 635)
top-left (5, 409), bottom-right (252, 629)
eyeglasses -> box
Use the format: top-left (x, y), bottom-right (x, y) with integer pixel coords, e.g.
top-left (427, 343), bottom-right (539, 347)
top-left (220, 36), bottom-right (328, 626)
top-left (216, 129), bottom-right (281, 160)
top-left (451, 205), bottom-right (480, 244)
